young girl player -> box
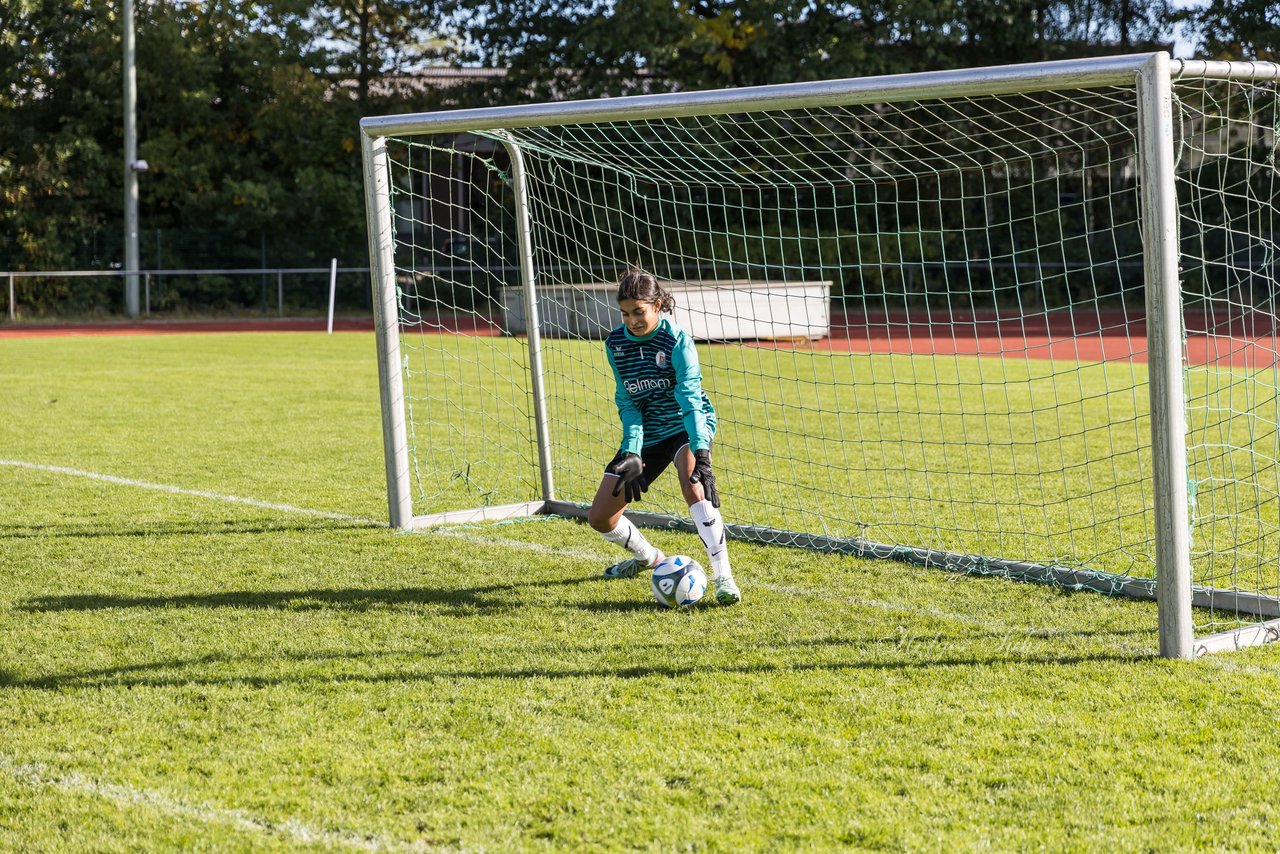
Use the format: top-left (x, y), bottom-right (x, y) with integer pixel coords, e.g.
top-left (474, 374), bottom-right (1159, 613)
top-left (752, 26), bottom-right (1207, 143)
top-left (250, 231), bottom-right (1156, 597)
top-left (585, 267), bottom-right (740, 604)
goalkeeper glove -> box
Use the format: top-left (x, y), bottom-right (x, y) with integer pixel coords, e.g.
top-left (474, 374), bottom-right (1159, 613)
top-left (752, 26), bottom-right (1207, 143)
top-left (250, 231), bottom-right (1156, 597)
top-left (689, 448), bottom-right (719, 508)
top-left (606, 452), bottom-right (647, 503)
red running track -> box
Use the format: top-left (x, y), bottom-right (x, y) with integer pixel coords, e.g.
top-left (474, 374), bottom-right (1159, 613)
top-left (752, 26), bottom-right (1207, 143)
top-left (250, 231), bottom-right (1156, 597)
top-left (0, 318), bottom-right (376, 338)
top-left (3, 310), bottom-right (1276, 367)
top-left (775, 310), bottom-right (1280, 368)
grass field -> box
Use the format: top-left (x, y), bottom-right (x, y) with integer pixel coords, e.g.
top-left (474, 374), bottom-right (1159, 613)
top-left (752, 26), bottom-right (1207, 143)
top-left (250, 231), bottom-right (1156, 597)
top-left (4, 331), bottom-right (1280, 851)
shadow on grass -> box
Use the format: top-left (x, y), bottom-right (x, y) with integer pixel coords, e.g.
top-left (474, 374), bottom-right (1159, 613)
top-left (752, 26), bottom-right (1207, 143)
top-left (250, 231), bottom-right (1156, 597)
top-left (2, 629), bottom-right (1157, 692)
top-left (0, 519), bottom-right (379, 540)
top-left (574, 599), bottom-right (682, 613)
top-left (0, 649), bottom-right (441, 690)
top-left (18, 575), bottom-right (597, 614)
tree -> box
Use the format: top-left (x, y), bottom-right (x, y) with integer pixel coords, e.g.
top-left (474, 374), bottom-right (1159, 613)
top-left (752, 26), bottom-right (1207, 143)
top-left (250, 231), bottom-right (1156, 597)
top-left (0, 1), bottom-right (118, 274)
top-left (1183, 0), bottom-right (1278, 60)
top-left (455, 0), bottom-right (1182, 107)
top-left (0, 0), bottom-right (371, 313)
top-left (2, 0), bottom-right (1262, 316)
top-left (309, 0), bottom-right (450, 106)
top-left (134, 1), bottom-right (365, 265)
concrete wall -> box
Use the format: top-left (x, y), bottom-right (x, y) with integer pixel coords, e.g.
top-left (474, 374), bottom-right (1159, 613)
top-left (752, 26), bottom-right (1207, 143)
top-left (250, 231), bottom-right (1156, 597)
top-left (501, 280), bottom-right (831, 341)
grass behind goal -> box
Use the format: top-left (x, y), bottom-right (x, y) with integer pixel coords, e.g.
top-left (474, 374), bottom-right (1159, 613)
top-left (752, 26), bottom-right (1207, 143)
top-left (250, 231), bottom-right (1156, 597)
top-left (409, 332), bottom-right (1161, 576)
top-left (4, 331), bottom-right (1280, 850)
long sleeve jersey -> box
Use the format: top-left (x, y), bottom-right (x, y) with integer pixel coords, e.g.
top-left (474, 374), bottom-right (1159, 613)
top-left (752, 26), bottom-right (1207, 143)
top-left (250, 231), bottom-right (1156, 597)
top-left (605, 316), bottom-right (716, 455)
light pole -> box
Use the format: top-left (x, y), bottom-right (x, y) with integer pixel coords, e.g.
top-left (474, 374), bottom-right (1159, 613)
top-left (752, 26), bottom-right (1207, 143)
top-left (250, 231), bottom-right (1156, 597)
top-left (123, 0), bottom-right (146, 318)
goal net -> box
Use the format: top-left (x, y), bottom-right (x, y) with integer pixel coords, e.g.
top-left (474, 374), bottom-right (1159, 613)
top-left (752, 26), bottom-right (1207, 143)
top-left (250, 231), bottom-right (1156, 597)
top-left (360, 54), bottom-right (1280, 658)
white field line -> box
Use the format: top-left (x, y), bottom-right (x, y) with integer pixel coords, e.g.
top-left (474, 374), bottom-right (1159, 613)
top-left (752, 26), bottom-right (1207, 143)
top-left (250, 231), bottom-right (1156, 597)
top-left (0, 755), bottom-right (424, 853)
top-left (3, 458), bottom-right (1020, 632)
top-left (1199, 658), bottom-right (1280, 677)
top-left (0, 459), bottom-right (382, 526)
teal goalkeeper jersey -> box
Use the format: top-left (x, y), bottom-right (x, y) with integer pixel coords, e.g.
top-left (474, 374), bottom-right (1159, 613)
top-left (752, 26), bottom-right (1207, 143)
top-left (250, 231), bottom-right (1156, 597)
top-left (605, 316), bottom-right (716, 455)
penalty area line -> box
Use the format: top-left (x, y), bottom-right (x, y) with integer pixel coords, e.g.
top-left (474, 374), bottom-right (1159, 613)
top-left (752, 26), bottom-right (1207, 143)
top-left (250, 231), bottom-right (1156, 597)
top-left (0, 755), bottom-right (422, 853)
top-left (0, 459), bottom-right (383, 526)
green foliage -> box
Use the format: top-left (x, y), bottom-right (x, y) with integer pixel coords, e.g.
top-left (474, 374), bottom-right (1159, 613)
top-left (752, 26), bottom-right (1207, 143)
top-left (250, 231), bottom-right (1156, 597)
top-left (460, 0), bottom-right (1183, 100)
top-left (0, 3), bottom-right (115, 271)
top-left (134, 2), bottom-right (364, 265)
top-left (310, 0), bottom-right (450, 104)
top-left (0, 0), bottom-right (367, 315)
top-left (0, 0), bottom-right (1265, 318)
top-left (1183, 0), bottom-right (1280, 60)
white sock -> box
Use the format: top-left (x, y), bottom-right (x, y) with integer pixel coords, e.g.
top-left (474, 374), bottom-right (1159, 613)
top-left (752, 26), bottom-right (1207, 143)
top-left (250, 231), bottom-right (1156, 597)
top-left (602, 517), bottom-right (660, 565)
top-left (690, 500), bottom-right (731, 580)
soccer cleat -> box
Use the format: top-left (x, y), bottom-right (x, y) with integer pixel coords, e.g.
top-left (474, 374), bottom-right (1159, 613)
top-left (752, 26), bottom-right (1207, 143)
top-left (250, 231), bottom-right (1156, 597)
top-left (713, 574), bottom-right (741, 605)
top-left (603, 551), bottom-right (665, 579)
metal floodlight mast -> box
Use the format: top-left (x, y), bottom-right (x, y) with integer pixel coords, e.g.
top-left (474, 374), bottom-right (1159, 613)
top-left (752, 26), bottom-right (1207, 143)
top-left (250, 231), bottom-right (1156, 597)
top-left (123, 0), bottom-right (140, 318)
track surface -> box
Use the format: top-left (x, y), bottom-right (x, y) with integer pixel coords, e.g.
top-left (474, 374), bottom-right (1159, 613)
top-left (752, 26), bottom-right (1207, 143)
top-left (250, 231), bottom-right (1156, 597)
top-left (3, 310), bottom-right (1276, 367)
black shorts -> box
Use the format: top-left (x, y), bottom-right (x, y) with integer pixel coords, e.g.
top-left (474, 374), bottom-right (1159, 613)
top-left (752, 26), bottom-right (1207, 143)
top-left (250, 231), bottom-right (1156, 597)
top-left (607, 433), bottom-right (707, 485)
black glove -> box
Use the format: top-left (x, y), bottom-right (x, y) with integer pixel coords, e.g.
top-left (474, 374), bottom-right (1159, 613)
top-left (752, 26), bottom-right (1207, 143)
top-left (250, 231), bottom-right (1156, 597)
top-left (689, 448), bottom-right (719, 508)
top-left (606, 452), bottom-right (647, 503)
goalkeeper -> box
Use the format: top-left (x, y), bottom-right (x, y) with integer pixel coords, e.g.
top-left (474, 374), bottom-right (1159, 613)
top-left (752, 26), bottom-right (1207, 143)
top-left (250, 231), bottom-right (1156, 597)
top-left (586, 267), bottom-right (740, 604)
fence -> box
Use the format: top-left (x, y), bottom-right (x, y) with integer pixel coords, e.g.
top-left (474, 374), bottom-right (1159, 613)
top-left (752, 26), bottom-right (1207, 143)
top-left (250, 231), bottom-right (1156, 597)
top-left (3, 265), bottom-right (371, 322)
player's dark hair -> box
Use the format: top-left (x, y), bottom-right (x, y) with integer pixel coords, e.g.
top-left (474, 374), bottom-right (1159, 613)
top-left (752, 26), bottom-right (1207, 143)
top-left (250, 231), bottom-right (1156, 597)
top-left (616, 267), bottom-right (675, 314)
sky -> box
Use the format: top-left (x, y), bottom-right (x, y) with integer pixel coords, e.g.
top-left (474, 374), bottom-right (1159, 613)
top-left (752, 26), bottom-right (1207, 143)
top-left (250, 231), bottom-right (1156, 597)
top-left (1168, 0), bottom-right (1201, 59)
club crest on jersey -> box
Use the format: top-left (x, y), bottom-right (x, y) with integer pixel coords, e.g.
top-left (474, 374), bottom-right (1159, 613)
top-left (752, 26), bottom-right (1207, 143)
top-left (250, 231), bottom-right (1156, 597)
top-left (655, 351), bottom-right (666, 367)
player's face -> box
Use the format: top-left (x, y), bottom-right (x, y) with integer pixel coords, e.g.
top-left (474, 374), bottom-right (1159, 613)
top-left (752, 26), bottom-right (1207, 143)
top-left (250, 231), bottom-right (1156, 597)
top-left (618, 298), bottom-right (661, 337)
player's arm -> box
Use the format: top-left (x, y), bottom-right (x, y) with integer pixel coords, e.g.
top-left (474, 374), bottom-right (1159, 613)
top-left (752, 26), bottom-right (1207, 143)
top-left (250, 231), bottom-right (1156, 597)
top-left (671, 334), bottom-right (712, 452)
top-left (672, 335), bottom-right (719, 506)
top-left (606, 344), bottom-right (644, 455)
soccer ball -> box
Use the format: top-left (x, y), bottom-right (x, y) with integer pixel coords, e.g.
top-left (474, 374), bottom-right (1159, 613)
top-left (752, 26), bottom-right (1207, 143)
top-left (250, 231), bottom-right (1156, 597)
top-left (650, 555), bottom-right (707, 608)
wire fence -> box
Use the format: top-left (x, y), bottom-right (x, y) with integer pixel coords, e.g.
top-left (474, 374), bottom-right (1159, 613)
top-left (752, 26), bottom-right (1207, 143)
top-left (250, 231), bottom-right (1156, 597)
top-left (8, 258), bottom-right (1192, 325)
top-left (3, 265), bottom-right (372, 322)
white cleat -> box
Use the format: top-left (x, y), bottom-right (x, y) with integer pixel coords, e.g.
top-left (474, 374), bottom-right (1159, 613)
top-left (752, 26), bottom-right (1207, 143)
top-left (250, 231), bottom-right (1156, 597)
top-left (713, 574), bottom-right (741, 605)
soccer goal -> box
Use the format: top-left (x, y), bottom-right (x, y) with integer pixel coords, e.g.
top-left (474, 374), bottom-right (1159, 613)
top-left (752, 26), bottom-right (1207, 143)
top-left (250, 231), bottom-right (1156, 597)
top-left (360, 53), bottom-right (1280, 659)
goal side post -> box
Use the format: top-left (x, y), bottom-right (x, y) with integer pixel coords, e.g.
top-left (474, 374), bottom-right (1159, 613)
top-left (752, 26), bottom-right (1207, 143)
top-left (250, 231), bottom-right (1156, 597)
top-left (359, 130), bottom-right (559, 529)
top-left (498, 134), bottom-right (557, 504)
top-left (361, 132), bottom-right (413, 529)
top-left (1137, 53), bottom-right (1195, 660)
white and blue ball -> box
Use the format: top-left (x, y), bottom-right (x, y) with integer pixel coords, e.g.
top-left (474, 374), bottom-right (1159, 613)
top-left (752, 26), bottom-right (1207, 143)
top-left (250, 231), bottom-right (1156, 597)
top-left (650, 555), bottom-right (707, 609)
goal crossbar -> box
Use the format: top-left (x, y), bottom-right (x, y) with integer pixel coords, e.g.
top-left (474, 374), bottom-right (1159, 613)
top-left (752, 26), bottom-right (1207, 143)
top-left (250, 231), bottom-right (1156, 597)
top-left (361, 54), bottom-right (1153, 139)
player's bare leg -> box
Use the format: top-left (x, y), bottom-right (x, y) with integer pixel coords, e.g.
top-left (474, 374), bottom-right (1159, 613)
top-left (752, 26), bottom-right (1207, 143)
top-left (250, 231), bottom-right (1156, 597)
top-left (675, 445), bottom-right (739, 604)
top-left (588, 475), bottom-right (664, 578)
